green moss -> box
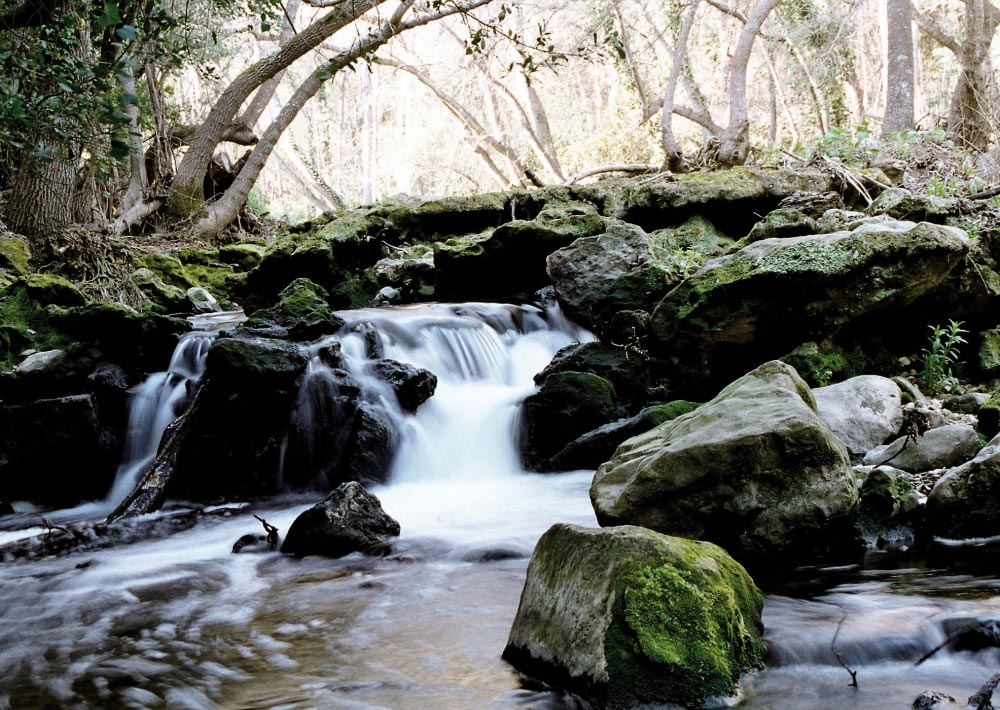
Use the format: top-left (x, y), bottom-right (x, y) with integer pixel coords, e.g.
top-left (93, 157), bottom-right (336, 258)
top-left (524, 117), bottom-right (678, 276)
top-left (140, 251), bottom-right (233, 301)
top-left (782, 341), bottom-right (867, 387)
top-left (0, 276), bottom-right (90, 369)
top-left (218, 243), bottom-right (266, 271)
top-left (20, 274), bottom-right (87, 307)
top-left (242, 277), bottom-right (343, 340)
top-left (642, 400), bottom-right (701, 426)
top-left (857, 467), bottom-right (919, 532)
top-left (606, 547), bottom-right (764, 709)
top-left (141, 252), bottom-right (197, 289)
top-left (0, 236), bottom-right (31, 276)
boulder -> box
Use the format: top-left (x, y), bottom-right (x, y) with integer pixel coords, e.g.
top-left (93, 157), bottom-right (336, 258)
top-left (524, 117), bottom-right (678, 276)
top-left (813, 375), bottom-right (903, 456)
top-left (648, 220), bottom-right (970, 397)
top-left (534, 341), bottom-right (650, 412)
top-left (132, 267), bottom-right (189, 313)
top-left (503, 524), bottom-right (764, 710)
top-left (550, 401), bottom-right (700, 471)
top-left (591, 361), bottom-right (859, 561)
top-left (780, 341), bottom-right (867, 387)
top-left (370, 359), bottom-right (437, 412)
top-left (862, 423), bottom-right (981, 472)
top-left (344, 402), bottom-right (395, 483)
top-left (926, 433), bottom-right (1000, 538)
top-left (281, 481), bottom-right (400, 557)
top-left (186, 286), bottom-right (221, 313)
top-left (978, 326), bottom-right (1000, 377)
top-left (373, 245), bottom-right (435, 301)
top-left (546, 220), bottom-right (680, 334)
top-left (240, 278), bottom-right (344, 341)
top-left (737, 207), bottom-right (817, 247)
top-left (522, 371), bottom-right (618, 470)
top-left (867, 187), bottom-right (956, 222)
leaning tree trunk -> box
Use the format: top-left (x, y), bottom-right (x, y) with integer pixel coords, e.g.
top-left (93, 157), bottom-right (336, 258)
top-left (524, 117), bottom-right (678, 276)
top-left (883, 0), bottom-right (915, 136)
top-left (661, 0), bottom-right (700, 171)
top-left (716, 0), bottom-right (781, 167)
top-left (166, 0), bottom-right (389, 219)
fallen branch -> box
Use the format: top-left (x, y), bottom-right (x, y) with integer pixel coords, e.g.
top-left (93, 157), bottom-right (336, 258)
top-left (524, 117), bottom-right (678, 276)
top-left (967, 186), bottom-right (1000, 201)
top-left (563, 164), bottom-right (660, 186)
top-left (967, 672), bottom-right (1000, 710)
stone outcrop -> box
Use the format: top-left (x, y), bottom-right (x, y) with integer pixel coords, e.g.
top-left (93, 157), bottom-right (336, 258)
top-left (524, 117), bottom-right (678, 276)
top-left (591, 361), bottom-right (859, 561)
top-left (281, 481), bottom-right (400, 557)
top-left (925, 433), bottom-right (1000, 538)
top-left (503, 523), bottom-right (764, 710)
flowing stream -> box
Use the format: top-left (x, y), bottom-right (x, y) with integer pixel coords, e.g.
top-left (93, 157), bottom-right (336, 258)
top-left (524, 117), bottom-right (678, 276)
top-left (1, 303), bottom-right (998, 709)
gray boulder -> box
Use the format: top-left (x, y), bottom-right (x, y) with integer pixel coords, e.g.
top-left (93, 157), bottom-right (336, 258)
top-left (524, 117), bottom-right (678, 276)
top-left (813, 375), bottom-right (903, 456)
top-left (503, 523), bottom-right (764, 710)
top-left (370, 359), bottom-right (437, 412)
top-left (926, 433), bottom-right (1000, 538)
top-left (281, 481), bottom-right (400, 557)
top-left (591, 360), bottom-right (858, 560)
top-left (863, 423), bottom-right (981, 472)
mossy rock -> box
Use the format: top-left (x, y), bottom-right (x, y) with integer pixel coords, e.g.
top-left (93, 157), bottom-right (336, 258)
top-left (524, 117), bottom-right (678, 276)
top-left (504, 523), bottom-right (764, 710)
top-left (734, 207), bottom-right (817, 249)
top-left (240, 277), bottom-right (344, 341)
top-left (141, 252), bottom-right (198, 290)
top-left (781, 341), bottom-right (867, 387)
top-left (0, 236), bottom-right (30, 276)
top-left (19, 274), bottom-right (87, 307)
top-left (856, 465), bottom-right (921, 533)
top-left (642, 399), bottom-right (701, 426)
top-left (141, 251), bottom-right (233, 302)
top-left (0, 277), bottom-right (83, 369)
top-left (648, 214), bottom-right (733, 257)
top-left (218, 243), bottom-right (266, 272)
top-left (534, 341), bottom-right (650, 412)
top-left (867, 187), bottom-right (957, 222)
top-left (132, 267), bottom-right (189, 314)
top-left (522, 371), bottom-right (619, 469)
top-left (979, 327), bottom-right (1000, 378)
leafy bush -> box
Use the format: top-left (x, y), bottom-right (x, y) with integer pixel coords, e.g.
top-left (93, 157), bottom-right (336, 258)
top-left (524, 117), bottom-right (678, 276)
top-left (920, 320), bottom-right (967, 395)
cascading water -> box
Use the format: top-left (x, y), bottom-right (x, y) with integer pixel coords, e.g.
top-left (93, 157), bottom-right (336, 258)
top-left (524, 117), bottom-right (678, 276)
top-left (1, 302), bottom-right (999, 710)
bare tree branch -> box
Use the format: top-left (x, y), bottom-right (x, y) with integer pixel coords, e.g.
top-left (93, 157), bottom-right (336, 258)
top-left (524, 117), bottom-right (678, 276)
top-left (912, 8), bottom-right (961, 54)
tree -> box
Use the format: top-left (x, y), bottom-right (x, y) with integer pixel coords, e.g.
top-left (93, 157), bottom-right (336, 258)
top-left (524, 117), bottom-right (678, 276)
top-left (883, 0), bottom-right (915, 136)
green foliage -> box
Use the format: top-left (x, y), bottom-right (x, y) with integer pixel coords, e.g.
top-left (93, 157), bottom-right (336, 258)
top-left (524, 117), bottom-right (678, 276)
top-left (920, 320), bottom-right (967, 395)
top-left (802, 121), bottom-right (879, 165)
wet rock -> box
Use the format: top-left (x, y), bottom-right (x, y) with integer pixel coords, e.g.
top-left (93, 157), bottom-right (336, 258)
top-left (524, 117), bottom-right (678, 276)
top-left (186, 286), bottom-right (221, 313)
top-left (591, 361), bottom-right (859, 561)
top-left (940, 616), bottom-right (1000, 653)
top-left (344, 402), bottom-right (395, 483)
top-left (856, 465), bottom-right (922, 533)
top-left (912, 690), bottom-right (956, 709)
top-left (373, 245), bottom-right (434, 300)
top-left (16, 349), bottom-right (66, 375)
top-left (926, 432), bottom-right (1000, 538)
top-left (943, 391), bottom-right (991, 415)
top-left (503, 523), bottom-right (764, 710)
top-left (521, 371), bottom-right (618, 470)
top-left (813, 375), bottom-right (903, 456)
top-left (370, 359), bottom-right (437, 412)
top-left (281, 481), bottom-right (400, 558)
top-left (863, 423), bottom-right (981, 472)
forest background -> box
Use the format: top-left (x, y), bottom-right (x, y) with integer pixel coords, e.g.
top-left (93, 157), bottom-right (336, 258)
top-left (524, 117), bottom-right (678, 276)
top-left (0, 0), bottom-right (996, 246)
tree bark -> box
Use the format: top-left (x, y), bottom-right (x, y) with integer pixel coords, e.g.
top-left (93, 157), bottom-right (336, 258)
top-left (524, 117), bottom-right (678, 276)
top-left (716, 0), bottom-right (781, 167)
top-left (661, 0), bottom-right (700, 171)
top-left (6, 140), bottom-right (76, 239)
top-left (167, 0), bottom-right (389, 218)
top-left (883, 0), bottom-right (915, 136)
top-left (238, 0), bottom-right (302, 129)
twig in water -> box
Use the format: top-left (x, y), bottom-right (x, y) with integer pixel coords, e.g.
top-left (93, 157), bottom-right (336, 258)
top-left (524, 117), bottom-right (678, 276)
top-left (254, 514), bottom-right (280, 547)
top-left (831, 606), bottom-right (859, 688)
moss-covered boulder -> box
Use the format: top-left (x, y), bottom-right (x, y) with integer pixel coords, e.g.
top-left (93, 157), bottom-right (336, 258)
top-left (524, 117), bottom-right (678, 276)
top-left (218, 243), bottom-right (266, 271)
top-left (926, 433), bottom-right (1000, 538)
top-left (591, 361), bottom-right (859, 561)
top-left (780, 341), bottom-right (867, 387)
top-left (867, 187), bottom-right (957, 222)
top-left (521, 371), bottom-right (618, 470)
top-left (503, 523), bottom-right (764, 710)
top-left (132, 267), bottom-right (189, 314)
top-left (240, 278), bottom-right (344, 341)
top-left (373, 245), bottom-right (435, 302)
top-left (550, 401), bottom-right (700, 471)
top-left (0, 236), bottom-right (30, 277)
top-left (534, 341), bottom-right (650, 412)
top-left (737, 207), bottom-right (817, 248)
top-left (856, 465), bottom-right (921, 535)
top-left (435, 214), bottom-right (608, 300)
top-left (648, 220), bottom-right (970, 398)
top-left (978, 327), bottom-right (1000, 377)
top-left (546, 221), bottom-right (682, 335)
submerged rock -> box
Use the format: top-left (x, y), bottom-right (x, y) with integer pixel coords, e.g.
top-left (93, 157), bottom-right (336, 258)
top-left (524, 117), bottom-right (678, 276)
top-left (591, 361), bottom-right (858, 561)
top-left (281, 481), bottom-right (400, 557)
top-left (503, 523), bottom-right (764, 710)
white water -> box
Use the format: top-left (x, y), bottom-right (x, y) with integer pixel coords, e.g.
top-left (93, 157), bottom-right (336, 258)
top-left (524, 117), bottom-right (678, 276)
top-left (1, 303), bottom-right (999, 709)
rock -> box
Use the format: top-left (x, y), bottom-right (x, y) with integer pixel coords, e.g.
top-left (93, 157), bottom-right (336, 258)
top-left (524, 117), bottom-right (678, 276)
top-left (926, 432), bottom-right (1000, 538)
top-left (186, 287), bottom-right (221, 313)
top-left (856, 465), bottom-right (921, 533)
top-left (434, 214), bottom-right (608, 300)
top-left (521, 371), bottom-right (618, 470)
top-left (980, 394), bottom-right (1000, 438)
top-left (132, 267), bottom-right (189, 313)
top-left (240, 278), bottom-right (344, 341)
top-left (781, 341), bottom-right (867, 387)
top-left (18, 274), bottom-right (88, 307)
top-left (0, 500), bottom-right (13, 515)
top-left (218, 242), bottom-right (266, 271)
top-left (373, 245), bottom-right (434, 302)
top-left (0, 236), bottom-right (30, 276)
top-left (370, 359), bottom-right (437, 412)
top-left (344, 402), bottom-right (395, 483)
top-left (863, 423), bottom-right (982, 472)
top-left (940, 616), bottom-right (1000, 653)
top-left (737, 207), bottom-right (817, 247)
top-left (169, 336), bottom-right (309, 500)
top-left (550, 401), bottom-right (700, 471)
top-left (978, 327), bottom-right (1000, 377)
top-left (374, 286), bottom-right (401, 305)
top-left (534, 341), bottom-right (650, 412)
top-left (591, 361), bottom-right (859, 561)
top-left (813, 375), bottom-right (904, 456)
top-left (15, 349), bottom-right (66, 375)
top-left (280, 481), bottom-right (400, 557)
top-left (777, 190), bottom-right (845, 218)
top-left (503, 523), bottom-right (764, 710)
top-left (943, 391), bottom-right (991, 414)
top-left (867, 187), bottom-right (956, 222)
top-left (912, 690), bottom-right (957, 709)
top-left (648, 220), bottom-right (970, 397)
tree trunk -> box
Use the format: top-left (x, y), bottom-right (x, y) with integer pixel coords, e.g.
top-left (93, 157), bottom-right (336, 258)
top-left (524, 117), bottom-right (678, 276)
top-left (716, 0), bottom-right (780, 167)
top-left (6, 142), bottom-right (76, 239)
top-left (661, 0), bottom-right (700, 171)
top-left (167, 0), bottom-right (389, 218)
top-left (883, 0), bottom-right (915, 136)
